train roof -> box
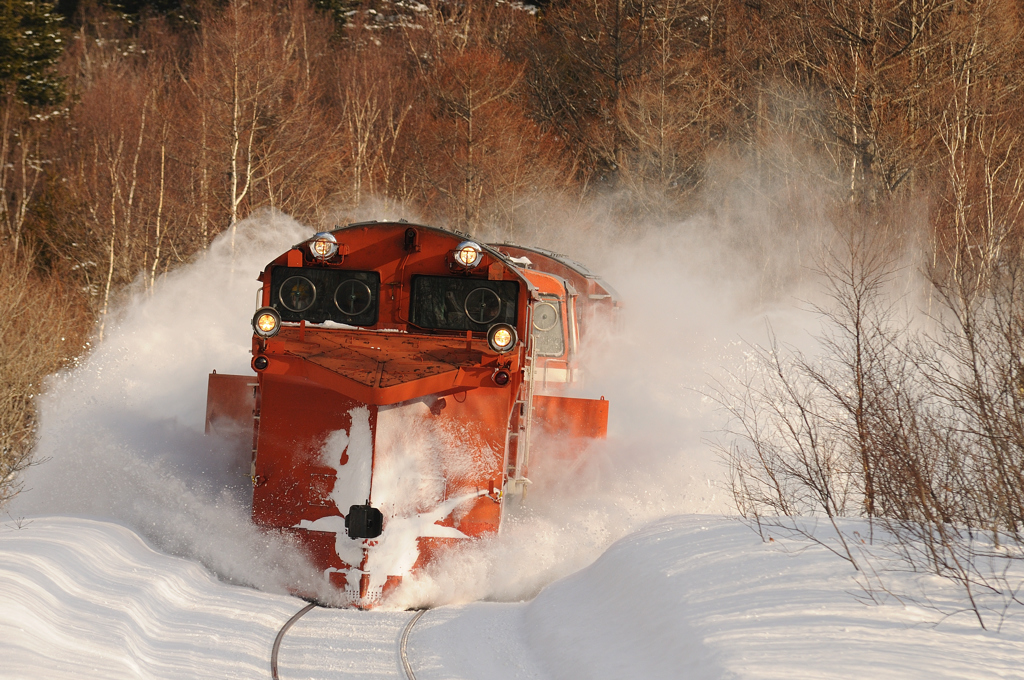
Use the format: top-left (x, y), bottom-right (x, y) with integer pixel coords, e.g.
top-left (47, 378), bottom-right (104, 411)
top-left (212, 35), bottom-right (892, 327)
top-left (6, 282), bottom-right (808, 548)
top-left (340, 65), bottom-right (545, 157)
top-left (489, 243), bottom-right (620, 303)
top-left (327, 219), bottom-right (516, 267)
top-left (491, 243), bottom-right (596, 277)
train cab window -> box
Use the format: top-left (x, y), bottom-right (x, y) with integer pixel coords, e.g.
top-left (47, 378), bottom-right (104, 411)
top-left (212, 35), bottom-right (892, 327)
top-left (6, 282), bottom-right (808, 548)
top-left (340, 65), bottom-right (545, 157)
top-left (409, 275), bottom-right (518, 331)
top-left (269, 266), bottom-right (380, 326)
top-left (533, 297), bottom-right (565, 356)
top-left (279, 276), bottom-right (316, 312)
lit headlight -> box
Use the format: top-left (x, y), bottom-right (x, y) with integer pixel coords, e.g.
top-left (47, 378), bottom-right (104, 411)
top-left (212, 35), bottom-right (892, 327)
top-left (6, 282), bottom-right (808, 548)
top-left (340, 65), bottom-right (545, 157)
top-left (309, 232), bottom-right (338, 259)
top-left (454, 241), bottom-right (483, 268)
top-left (487, 323), bottom-right (518, 353)
top-left (253, 307), bottom-right (281, 338)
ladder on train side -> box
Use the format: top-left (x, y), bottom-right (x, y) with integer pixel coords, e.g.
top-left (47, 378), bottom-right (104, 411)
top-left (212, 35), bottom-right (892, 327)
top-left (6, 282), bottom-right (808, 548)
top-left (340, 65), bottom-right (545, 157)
top-left (509, 332), bottom-right (537, 496)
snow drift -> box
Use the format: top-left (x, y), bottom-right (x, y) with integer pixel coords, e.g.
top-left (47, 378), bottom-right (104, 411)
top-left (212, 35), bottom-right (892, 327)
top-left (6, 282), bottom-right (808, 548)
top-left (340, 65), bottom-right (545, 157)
top-left (3, 516), bottom-right (1022, 680)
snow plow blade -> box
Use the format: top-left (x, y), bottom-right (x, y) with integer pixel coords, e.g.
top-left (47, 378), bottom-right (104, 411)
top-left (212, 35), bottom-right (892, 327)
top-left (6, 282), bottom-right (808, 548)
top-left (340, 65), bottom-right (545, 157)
top-left (204, 372), bottom-right (257, 435)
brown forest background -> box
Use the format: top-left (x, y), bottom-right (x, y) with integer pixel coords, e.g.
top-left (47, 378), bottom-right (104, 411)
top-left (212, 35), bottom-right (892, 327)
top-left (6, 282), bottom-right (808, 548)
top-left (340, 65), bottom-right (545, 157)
top-left (3, 0), bottom-right (1024, 521)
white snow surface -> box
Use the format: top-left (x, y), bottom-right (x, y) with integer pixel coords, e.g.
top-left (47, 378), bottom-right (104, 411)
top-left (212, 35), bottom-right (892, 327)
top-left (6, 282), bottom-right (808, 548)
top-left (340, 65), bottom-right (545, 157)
top-left (3, 515), bottom-right (1022, 680)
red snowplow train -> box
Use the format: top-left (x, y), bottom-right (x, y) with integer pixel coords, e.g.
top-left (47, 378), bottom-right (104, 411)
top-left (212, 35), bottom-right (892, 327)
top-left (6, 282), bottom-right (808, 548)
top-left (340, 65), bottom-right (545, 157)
top-left (205, 221), bottom-right (616, 608)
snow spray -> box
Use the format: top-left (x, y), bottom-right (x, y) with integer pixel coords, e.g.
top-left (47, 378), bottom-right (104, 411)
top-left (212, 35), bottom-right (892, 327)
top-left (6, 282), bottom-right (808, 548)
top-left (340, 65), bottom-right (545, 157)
top-left (390, 197), bottom-right (818, 608)
top-left (11, 212), bottom-right (338, 599)
top-left (11, 196), bottom-right (812, 607)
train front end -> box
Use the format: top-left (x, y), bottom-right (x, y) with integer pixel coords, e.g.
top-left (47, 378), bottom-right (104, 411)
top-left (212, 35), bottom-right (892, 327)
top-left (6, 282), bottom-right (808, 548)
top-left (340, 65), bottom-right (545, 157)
top-left (245, 223), bottom-right (533, 607)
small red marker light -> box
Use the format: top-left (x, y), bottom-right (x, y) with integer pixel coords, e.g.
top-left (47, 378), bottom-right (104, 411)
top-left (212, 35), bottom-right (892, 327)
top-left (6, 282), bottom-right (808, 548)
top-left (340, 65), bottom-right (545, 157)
top-left (493, 369), bottom-right (510, 386)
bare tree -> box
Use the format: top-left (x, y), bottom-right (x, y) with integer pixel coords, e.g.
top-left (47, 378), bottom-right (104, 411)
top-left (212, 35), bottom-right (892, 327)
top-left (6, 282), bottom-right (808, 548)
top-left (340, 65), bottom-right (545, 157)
top-left (403, 0), bottom-right (571, 233)
top-left (0, 101), bottom-right (46, 260)
top-left (179, 0), bottom-right (338, 249)
top-left (0, 249), bottom-right (88, 508)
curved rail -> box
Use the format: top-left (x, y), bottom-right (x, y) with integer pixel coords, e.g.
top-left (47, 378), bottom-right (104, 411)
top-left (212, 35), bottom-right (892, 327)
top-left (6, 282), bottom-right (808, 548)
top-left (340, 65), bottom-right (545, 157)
top-left (400, 609), bottom-right (427, 680)
top-left (270, 602), bottom-right (427, 680)
top-left (271, 602), bottom-right (317, 680)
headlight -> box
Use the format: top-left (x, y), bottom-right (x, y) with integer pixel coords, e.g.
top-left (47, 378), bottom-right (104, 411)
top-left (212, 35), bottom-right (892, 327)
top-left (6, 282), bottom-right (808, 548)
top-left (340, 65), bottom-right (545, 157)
top-left (487, 323), bottom-right (518, 353)
top-left (253, 307), bottom-right (281, 338)
top-left (309, 232), bottom-right (338, 259)
top-left (454, 241), bottom-right (483, 268)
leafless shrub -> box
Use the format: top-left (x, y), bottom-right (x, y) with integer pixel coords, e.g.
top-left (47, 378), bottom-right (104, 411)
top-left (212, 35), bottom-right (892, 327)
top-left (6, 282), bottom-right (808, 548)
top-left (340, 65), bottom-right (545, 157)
top-left (717, 221), bottom-right (1024, 629)
top-left (713, 225), bottom-right (902, 569)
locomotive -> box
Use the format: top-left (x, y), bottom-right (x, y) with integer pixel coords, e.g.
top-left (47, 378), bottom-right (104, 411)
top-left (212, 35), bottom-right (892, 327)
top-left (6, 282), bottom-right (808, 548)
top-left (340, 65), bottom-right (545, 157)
top-left (205, 221), bottom-right (617, 608)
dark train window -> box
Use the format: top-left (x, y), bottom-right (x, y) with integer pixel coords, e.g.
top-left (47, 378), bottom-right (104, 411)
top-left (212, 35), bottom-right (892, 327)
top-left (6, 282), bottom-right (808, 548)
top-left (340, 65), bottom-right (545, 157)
top-left (279, 276), bottom-right (316, 312)
top-left (335, 279), bottom-right (373, 316)
top-left (269, 266), bottom-right (379, 326)
top-left (533, 297), bottom-right (565, 356)
top-left (409, 275), bottom-right (518, 331)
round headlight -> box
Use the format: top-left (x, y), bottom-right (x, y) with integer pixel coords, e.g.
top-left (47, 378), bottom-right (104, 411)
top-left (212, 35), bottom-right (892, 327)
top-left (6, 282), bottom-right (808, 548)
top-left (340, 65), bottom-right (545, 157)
top-left (253, 307), bottom-right (281, 338)
top-left (454, 241), bottom-right (482, 268)
top-left (309, 232), bottom-right (338, 259)
top-left (487, 323), bottom-right (518, 353)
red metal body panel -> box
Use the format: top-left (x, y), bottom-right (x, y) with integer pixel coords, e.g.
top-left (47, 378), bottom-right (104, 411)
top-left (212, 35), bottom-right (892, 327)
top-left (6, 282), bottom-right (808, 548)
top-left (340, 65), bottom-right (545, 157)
top-left (532, 395), bottom-right (609, 440)
top-left (205, 221), bottom-right (616, 607)
top-left (251, 373), bottom-right (372, 528)
top-left (529, 395), bottom-right (609, 465)
top-left (204, 373), bottom-right (256, 435)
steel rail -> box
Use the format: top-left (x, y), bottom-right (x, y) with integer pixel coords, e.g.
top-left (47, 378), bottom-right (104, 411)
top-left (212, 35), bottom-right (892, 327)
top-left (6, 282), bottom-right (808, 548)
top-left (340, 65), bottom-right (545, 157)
top-left (271, 602), bottom-right (317, 680)
top-left (400, 609), bottom-right (427, 680)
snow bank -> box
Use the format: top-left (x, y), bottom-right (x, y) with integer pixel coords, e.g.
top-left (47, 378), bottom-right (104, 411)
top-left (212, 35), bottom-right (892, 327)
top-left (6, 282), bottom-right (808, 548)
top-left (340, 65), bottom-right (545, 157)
top-left (0, 517), bottom-right (299, 679)
top-left (4, 516), bottom-right (1022, 680)
top-left (526, 516), bottom-right (1024, 680)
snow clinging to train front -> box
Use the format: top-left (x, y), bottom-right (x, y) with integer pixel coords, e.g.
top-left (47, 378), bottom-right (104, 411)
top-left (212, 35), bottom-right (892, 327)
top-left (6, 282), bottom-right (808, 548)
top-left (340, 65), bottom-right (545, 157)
top-left (298, 401), bottom-right (498, 602)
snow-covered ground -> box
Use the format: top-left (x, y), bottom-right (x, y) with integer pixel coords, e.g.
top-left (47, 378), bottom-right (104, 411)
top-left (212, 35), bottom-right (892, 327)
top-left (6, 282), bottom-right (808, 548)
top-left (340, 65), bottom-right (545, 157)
top-left (3, 213), bottom-right (1023, 678)
top-left (3, 515), bottom-right (1023, 680)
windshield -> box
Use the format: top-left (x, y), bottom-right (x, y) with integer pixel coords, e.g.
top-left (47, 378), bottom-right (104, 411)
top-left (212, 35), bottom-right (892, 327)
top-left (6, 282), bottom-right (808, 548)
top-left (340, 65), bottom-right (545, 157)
top-left (533, 297), bottom-right (565, 356)
top-left (269, 266), bottom-right (380, 326)
top-left (409, 275), bottom-right (519, 331)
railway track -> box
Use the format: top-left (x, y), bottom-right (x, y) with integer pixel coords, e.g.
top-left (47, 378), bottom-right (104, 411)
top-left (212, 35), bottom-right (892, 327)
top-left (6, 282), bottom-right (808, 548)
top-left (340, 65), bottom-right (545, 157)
top-left (269, 603), bottom-right (427, 680)
top-left (400, 609), bottom-right (427, 680)
top-left (270, 602), bottom-right (316, 680)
